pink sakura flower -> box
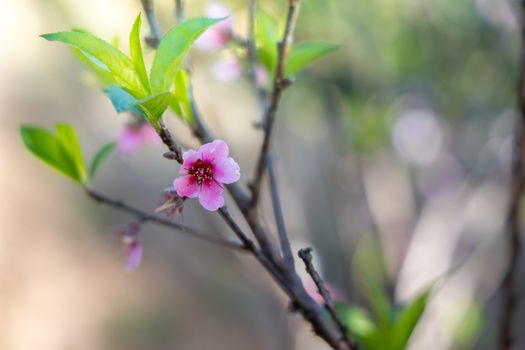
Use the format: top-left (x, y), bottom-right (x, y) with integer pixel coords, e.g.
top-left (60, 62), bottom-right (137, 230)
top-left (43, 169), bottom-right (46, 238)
top-left (211, 57), bottom-right (242, 82)
top-left (195, 3), bottom-right (233, 50)
top-left (173, 140), bottom-right (240, 211)
top-left (117, 122), bottom-right (160, 154)
top-left (116, 223), bottom-right (143, 271)
top-left (211, 58), bottom-right (269, 88)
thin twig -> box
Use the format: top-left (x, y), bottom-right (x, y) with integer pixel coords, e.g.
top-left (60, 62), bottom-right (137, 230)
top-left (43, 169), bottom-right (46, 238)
top-left (246, 0), bottom-right (267, 112)
top-left (249, 0), bottom-right (301, 212)
top-left (298, 248), bottom-right (357, 350)
top-left (499, 3), bottom-right (525, 349)
top-left (157, 120), bottom-right (183, 163)
top-left (175, 0), bottom-right (184, 24)
top-left (268, 156), bottom-right (294, 265)
top-left (140, 0), bottom-right (163, 47)
top-left (87, 189), bottom-right (246, 251)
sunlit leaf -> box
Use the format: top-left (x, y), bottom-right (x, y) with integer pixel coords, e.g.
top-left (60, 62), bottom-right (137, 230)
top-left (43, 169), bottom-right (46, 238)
top-left (104, 84), bottom-right (145, 117)
top-left (71, 47), bottom-right (116, 86)
top-left (129, 14), bottom-right (151, 94)
top-left (150, 17), bottom-right (223, 93)
top-left (20, 124), bottom-right (86, 183)
top-left (255, 10), bottom-right (279, 73)
top-left (132, 92), bottom-right (172, 127)
top-left (286, 42), bottom-right (339, 76)
top-left (55, 123), bottom-right (87, 182)
top-left (171, 69), bottom-right (193, 123)
top-left (41, 30), bottom-right (147, 97)
top-left (89, 142), bottom-right (116, 179)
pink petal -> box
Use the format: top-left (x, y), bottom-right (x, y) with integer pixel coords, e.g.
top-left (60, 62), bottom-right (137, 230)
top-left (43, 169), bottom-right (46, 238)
top-left (141, 123), bottom-right (161, 144)
top-left (212, 58), bottom-right (242, 82)
top-left (126, 241), bottom-right (143, 271)
top-left (174, 175), bottom-right (200, 198)
top-left (194, 30), bottom-right (225, 50)
top-left (181, 149), bottom-right (201, 174)
top-left (198, 180), bottom-right (225, 211)
top-left (118, 127), bottom-right (143, 154)
top-left (214, 156), bottom-right (240, 184)
top-left (199, 139), bottom-right (229, 162)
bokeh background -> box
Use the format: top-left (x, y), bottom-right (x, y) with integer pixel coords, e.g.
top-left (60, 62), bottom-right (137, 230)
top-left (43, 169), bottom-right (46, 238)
top-left (1, 0), bottom-right (523, 349)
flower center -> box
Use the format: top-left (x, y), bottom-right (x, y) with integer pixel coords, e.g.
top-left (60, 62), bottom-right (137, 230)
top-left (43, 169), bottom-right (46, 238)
top-left (188, 159), bottom-right (214, 185)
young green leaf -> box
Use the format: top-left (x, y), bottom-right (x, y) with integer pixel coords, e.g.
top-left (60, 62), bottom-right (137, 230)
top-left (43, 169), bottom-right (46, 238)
top-left (104, 84), bottom-right (145, 117)
top-left (71, 47), bottom-right (116, 86)
top-left (20, 124), bottom-right (87, 183)
top-left (171, 69), bottom-right (193, 123)
top-left (149, 17), bottom-right (224, 93)
top-left (388, 288), bottom-right (432, 350)
top-left (129, 14), bottom-right (151, 94)
top-left (41, 31), bottom-right (147, 97)
top-left (286, 42), bottom-right (339, 76)
top-left (132, 92), bottom-right (172, 127)
top-left (89, 142), bottom-right (116, 179)
top-left (255, 10), bottom-right (279, 73)
top-left (55, 123), bottom-right (87, 182)
top-left (340, 304), bottom-right (381, 350)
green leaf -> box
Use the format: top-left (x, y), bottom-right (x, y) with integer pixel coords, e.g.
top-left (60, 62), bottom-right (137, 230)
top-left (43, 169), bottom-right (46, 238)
top-left (286, 42), bottom-right (339, 76)
top-left (55, 123), bottom-right (87, 182)
top-left (150, 17), bottom-right (224, 93)
top-left (71, 47), bottom-right (116, 86)
top-left (89, 142), bottom-right (116, 179)
top-left (389, 288), bottom-right (432, 350)
top-left (255, 10), bottom-right (280, 73)
top-left (132, 92), bottom-right (172, 127)
top-left (104, 84), bottom-right (145, 117)
top-left (41, 30), bottom-right (147, 97)
top-left (171, 69), bottom-right (193, 122)
top-left (129, 14), bottom-right (151, 94)
top-left (340, 304), bottom-right (381, 350)
top-left (20, 124), bottom-right (86, 183)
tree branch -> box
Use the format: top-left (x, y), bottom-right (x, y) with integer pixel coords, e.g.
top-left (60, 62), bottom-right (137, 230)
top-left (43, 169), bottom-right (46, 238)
top-left (246, 0), bottom-right (267, 113)
top-left (86, 189), bottom-right (246, 251)
top-left (249, 0), bottom-right (300, 212)
top-left (268, 156), bottom-right (294, 265)
top-left (140, 0), bottom-right (162, 47)
top-left (499, 3), bottom-right (525, 349)
top-left (175, 0), bottom-right (184, 24)
top-left (298, 248), bottom-right (357, 350)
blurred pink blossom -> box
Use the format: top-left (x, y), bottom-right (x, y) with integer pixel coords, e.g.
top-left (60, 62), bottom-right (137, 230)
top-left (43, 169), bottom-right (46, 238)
top-left (211, 58), bottom-right (269, 88)
top-left (116, 223), bottom-right (143, 271)
top-left (211, 57), bottom-right (242, 82)
top-left (254, 64), bottom-right (269, 87)
top-left (173, 140), bottom-right (240, 211)
top-left (117, 122), bottom-right (160, 154)
top-left (195, 3), bottom-right (233, 50)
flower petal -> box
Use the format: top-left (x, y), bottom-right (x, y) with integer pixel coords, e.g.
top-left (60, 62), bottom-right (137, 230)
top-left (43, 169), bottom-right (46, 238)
top-left (181, 149), bottom-right (201, 174)
top-left (141, 123), bottom-right (161, 144)
top-left (173, 175), bottom-right (200, 198)
top-left (118, 127), bottom-right (143, 154)
top-left (214, 157), bottom-right (240, 184)
top-left (198, 180), bottom-right (225, 211)
top-left (200, 139), bottom-right (229, 162)
top-left (126, 241), bottom-right (142, 271)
